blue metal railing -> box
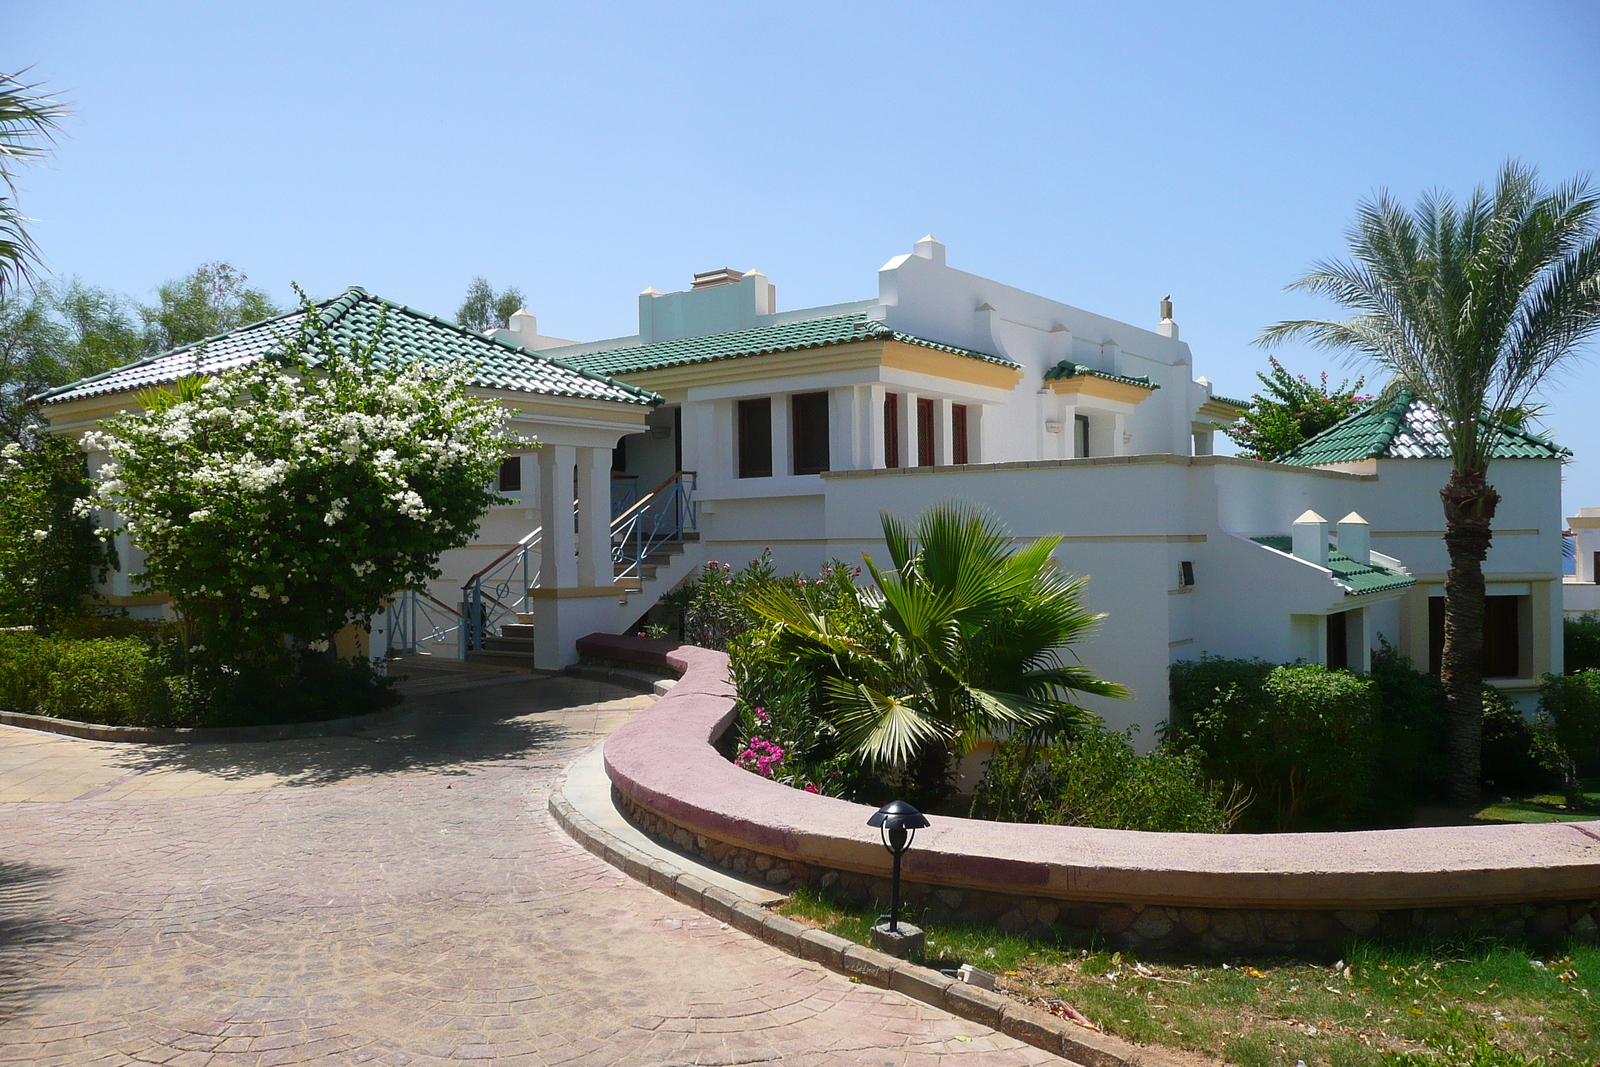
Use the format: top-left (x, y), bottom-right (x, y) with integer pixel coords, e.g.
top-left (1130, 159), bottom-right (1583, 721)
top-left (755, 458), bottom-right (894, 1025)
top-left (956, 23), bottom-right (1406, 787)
top-left (612, 471), bottom-right (697, 582)
top-left (386, 589), bottom-right (468, 658)
top-left (456, 470), bottom-right (696, 652)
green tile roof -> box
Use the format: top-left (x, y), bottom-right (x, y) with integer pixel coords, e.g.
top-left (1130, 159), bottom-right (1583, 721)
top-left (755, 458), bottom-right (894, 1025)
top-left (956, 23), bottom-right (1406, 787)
top-left (32, 288), bottom-right (660, 408)
top-left (556, 313), bottom-right (1021, 378)
top-left (1042, 360), bottom-right (1157, 390)
top-left (1209, 393), bottom-right (1249, 408)
top-left (1277, 391), bottom-right (1568, 466)
top-left (1251, 535), bottom-right (1417, 597)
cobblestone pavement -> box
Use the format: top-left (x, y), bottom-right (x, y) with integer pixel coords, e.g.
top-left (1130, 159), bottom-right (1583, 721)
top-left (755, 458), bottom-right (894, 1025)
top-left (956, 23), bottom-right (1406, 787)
top-left (0, 675), bottom-right (1058, 1065)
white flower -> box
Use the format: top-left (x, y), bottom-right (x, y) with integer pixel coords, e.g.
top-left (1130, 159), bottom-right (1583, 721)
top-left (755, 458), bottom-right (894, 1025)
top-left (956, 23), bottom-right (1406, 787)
top-left (351, 560), bottom-right (375, 578)
top-left (189, 509), bottom-right (212, 522)
top-left (308, 639), bottom-right (330, 652)
top-left (71, 497), bottom-right (95, 518)
top-left (31, 529), bottom-right (49, 542)
top-left (251, 585), bottom-right (271, 599)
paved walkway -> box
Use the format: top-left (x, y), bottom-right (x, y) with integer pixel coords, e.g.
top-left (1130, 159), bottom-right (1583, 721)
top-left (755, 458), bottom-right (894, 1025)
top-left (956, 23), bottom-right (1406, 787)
top-left (0, 673), bottom-right (1058, 1065)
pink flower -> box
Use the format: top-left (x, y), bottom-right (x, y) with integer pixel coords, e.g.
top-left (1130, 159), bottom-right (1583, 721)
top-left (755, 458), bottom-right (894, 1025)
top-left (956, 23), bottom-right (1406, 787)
top-left (755, 707), bottom-right (768, 722)
top-left (804, 784), bottom-right (820, 794)
top-left (723, 562), bottom-right (732, 572)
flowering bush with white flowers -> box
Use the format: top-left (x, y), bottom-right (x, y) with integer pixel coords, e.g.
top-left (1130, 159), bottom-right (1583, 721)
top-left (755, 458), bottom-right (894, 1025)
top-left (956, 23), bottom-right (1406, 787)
top-left (87, 298), bottom-right (520, 671)
top-left (0, 435), bottom-right (115, 629)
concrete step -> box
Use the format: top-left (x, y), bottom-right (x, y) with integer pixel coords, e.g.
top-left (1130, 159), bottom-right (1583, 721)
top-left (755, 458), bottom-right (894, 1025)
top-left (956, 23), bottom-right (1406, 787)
top-left (500, 623), bottom-right (536, 639)
top-left (464, 649), bottom-right (543, 670)
top-left (566, 662), bottom-right (676, 696)
top-left (481, 635), bottom-right (538, 653)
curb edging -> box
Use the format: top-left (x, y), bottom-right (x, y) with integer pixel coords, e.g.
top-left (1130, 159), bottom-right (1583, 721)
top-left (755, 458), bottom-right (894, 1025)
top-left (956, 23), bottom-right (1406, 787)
top-left (0, 704), bottom-right (411, 744)
top-left (548, 769), bottom-right (1186, 1067)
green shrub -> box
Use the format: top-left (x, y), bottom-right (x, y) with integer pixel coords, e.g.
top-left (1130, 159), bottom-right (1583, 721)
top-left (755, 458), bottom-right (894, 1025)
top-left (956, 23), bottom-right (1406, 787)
top-left (1536, 670), bottom-right (1600, 777)
top-left (660, 551), bottom-right (778, 651)
top-left (1566, 612), bottom-right (1600, 673)
top-left (1369, 641), bottom-right (1448, 818)
top-left (1480, 685), bottom-right (1551, 795)
top-left (1165, 658), bottom-right (1379, 830)
top-left (971, 728), bottom-right (1244, 833)
top-left (0, 630), bottom-right (163, 726)
top-left (0, 629), bottom-right (394, 729)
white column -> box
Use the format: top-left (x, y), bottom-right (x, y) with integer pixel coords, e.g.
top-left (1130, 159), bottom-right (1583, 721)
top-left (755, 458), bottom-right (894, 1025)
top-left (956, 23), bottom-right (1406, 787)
top-left (968, 404), bottom-right (984, 464)
top-left (866, 384), bottom-right (887, 468)
top-left (902, 391), bottom-right (919, 465)
top-left (1112, 412), bottom-right (1128, 457)
top-left (538, 445), bottom-right (579, 588)
top-left (830, 387), bottom-right (856, 472)
top-left (703, 401), bottom-right (726, 489)
top-left (934, 397), bottom-right (954, 466)
top-left (575, 446), bottom-right (612, 588)
top-left (770, 393), bottom-right (792, 477)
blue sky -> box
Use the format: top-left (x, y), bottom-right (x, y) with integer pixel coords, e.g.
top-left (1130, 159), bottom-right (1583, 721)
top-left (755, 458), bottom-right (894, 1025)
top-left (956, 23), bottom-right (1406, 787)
top-left (9, 1), bottom-right (1600, 511)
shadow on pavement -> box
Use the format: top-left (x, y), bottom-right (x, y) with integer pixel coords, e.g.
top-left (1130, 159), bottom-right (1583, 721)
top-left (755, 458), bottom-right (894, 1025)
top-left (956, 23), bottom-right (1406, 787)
top-left (94, 675), bottom-right (637, 788)
top-left (0, 858), bottom-right (71, 1026)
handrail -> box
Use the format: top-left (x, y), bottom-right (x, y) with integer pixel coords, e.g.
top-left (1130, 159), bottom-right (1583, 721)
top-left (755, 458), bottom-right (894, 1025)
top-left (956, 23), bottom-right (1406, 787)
top-left (413, 588), bottom-right (464, 618)
top-left (611, 469), bottom-right (693, 528)
top-left (463, 522), bottom-right (547, 590)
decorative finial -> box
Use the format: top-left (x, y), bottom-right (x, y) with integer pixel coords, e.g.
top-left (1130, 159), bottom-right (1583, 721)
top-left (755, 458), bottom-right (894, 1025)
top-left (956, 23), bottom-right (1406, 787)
top-left (1160, 294), bottom-right (1173, 321)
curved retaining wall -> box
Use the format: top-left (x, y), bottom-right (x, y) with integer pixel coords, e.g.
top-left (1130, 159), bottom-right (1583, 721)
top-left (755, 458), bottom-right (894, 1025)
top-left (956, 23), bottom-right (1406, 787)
top-left (596, 636), bottom-right (1600, 956)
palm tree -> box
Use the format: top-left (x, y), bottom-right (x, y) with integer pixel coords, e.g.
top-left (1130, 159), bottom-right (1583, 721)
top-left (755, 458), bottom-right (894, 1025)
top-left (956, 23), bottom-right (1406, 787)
top-left (1261, 162), bottom-right (1600, 804)
top-left (746, 501), bottom-right (1128, 776)
top-left (0, 70), bottom-right (68, 299)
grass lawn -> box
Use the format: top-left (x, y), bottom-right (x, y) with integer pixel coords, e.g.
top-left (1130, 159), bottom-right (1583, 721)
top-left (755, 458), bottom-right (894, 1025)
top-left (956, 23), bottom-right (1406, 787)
top-left (1473, 787), bottom-right (1600, 824)
top-left (779, 887), bottom-right (1599, 1067)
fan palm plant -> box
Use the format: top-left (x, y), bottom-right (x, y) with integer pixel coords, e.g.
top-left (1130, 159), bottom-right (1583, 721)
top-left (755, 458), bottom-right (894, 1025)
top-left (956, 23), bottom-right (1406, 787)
top-left (0, 70), bottom-right (68, 299)
top-left (1261, 162), bottom-right (1600, 804)
top-left (746, 501), bottom-right (1128, 775)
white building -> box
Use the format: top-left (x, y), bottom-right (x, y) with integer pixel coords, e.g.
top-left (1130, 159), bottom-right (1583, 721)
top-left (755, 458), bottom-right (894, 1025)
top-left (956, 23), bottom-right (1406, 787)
top-left (512, 238), bottom-right (1567, 732)
top-left (35, 240), bottom-right (1571, 735)
top-left (1566, 507), bottom-right (1600, 618)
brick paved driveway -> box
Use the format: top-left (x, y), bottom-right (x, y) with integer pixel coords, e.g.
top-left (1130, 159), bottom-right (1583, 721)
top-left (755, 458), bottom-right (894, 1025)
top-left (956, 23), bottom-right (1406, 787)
top-left (0, 675), bottom-right (1057, 1066)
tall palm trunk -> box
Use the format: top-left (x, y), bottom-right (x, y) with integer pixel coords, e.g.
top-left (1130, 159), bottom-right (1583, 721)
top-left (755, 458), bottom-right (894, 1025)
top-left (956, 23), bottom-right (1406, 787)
top-left (1439, 467), bottom-right (1500, 805)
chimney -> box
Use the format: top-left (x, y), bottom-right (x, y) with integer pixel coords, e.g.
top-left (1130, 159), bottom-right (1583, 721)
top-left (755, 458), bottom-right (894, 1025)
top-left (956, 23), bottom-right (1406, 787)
top-left (691, 267), bottom-right (745, 290)
top-left (1337, 512), bottom-right (1370, 565)
top-left (1291, 510), bottom-right (1329, 567)
top-left (1158, 294), bottom-right (1179, 339)
top-left (913, 235), bottom-right (947, 266)
top-left (508, 309), bottom-right (537, 340)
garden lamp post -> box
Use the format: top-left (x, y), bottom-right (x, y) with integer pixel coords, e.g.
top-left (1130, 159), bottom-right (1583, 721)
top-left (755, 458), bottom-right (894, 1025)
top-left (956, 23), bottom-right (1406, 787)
top-left (867, 799), bottom-right (929, 955)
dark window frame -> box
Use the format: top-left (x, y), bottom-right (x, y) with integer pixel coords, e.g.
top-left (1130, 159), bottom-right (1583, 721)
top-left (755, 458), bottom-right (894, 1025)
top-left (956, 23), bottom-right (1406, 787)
top-left (791, 391), bottom-right (831, 476)
top-left (952, 404), bottom-right (969, 464)
top-left (1428, 594), bottom-right (1524, 678)
top-left (1075, 414), bottom-right (1090, 458)
top-left (737, 397), bottom-right (773, 479)
top-left (916, 398), bottom-right (935, 467)
top-left (497, 455), bottom-right (522, 492)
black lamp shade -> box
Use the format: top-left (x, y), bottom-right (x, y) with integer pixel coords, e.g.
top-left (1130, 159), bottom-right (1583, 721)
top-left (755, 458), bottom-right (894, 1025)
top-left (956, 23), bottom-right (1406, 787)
top-left (867, 799), bottom-right (930, 831)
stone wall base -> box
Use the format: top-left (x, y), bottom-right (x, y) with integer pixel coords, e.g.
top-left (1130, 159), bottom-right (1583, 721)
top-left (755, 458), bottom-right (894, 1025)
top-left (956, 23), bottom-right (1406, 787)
top-left (617, 790), bottom-right (1600, 959)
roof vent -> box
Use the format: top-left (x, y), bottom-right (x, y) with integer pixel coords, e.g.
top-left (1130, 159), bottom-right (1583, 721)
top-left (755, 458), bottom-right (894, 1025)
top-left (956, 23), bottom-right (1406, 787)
top-left (1292, 510), bottom-right (1329, 567)
top-left (1337, 512), bottom-right (1370, 565)
top-left (691, 267), bottom-right (746, 290)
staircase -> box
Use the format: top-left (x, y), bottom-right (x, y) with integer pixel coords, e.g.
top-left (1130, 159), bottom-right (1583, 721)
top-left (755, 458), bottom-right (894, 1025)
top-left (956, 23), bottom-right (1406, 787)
top-left (455, 471), bottom-right (705, 670)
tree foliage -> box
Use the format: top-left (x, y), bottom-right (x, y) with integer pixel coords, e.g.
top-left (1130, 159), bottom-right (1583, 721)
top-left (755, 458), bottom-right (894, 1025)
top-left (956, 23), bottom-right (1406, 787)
top-left (456, 277), bottom-right (527, 334)
top-left (1260, 161), bottom-right (1600, 805)
top-left (87, 292), bottom-right (516, 670)
top-left (0, 69), bottom-right (68, 299)
top-left (139, 262), bottom-right (279, 353)
top-left (1222, 356), bottom-right (1368, 461)
top-left (745, 502), bottom-right (1127, 774)
top-left (0, 279), bottom-right (145, 441)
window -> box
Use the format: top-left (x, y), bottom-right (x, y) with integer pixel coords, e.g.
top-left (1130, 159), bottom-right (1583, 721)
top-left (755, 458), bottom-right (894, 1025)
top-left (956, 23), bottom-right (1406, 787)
top-left (952, 404), bottom-right (969, 464)
top-left (497, 456), bottom-right (522, 492)
top-left (1178, 561), bottom-right (1195, 587)
top-left (1075, 414), bottom-right (1090, 458)
top-left (917, 398), bottom-right (935, 466)
top-left (884, 392), bottom-right (900, 468)
top-left (792, 392), bottom-right (831, 475)
top-left (737, 398), bottom-right (772, 478)
top-left (1327, 610), bottom-right (1350, 670)
top-left (1428, 594), bottom-right (1524, 678)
